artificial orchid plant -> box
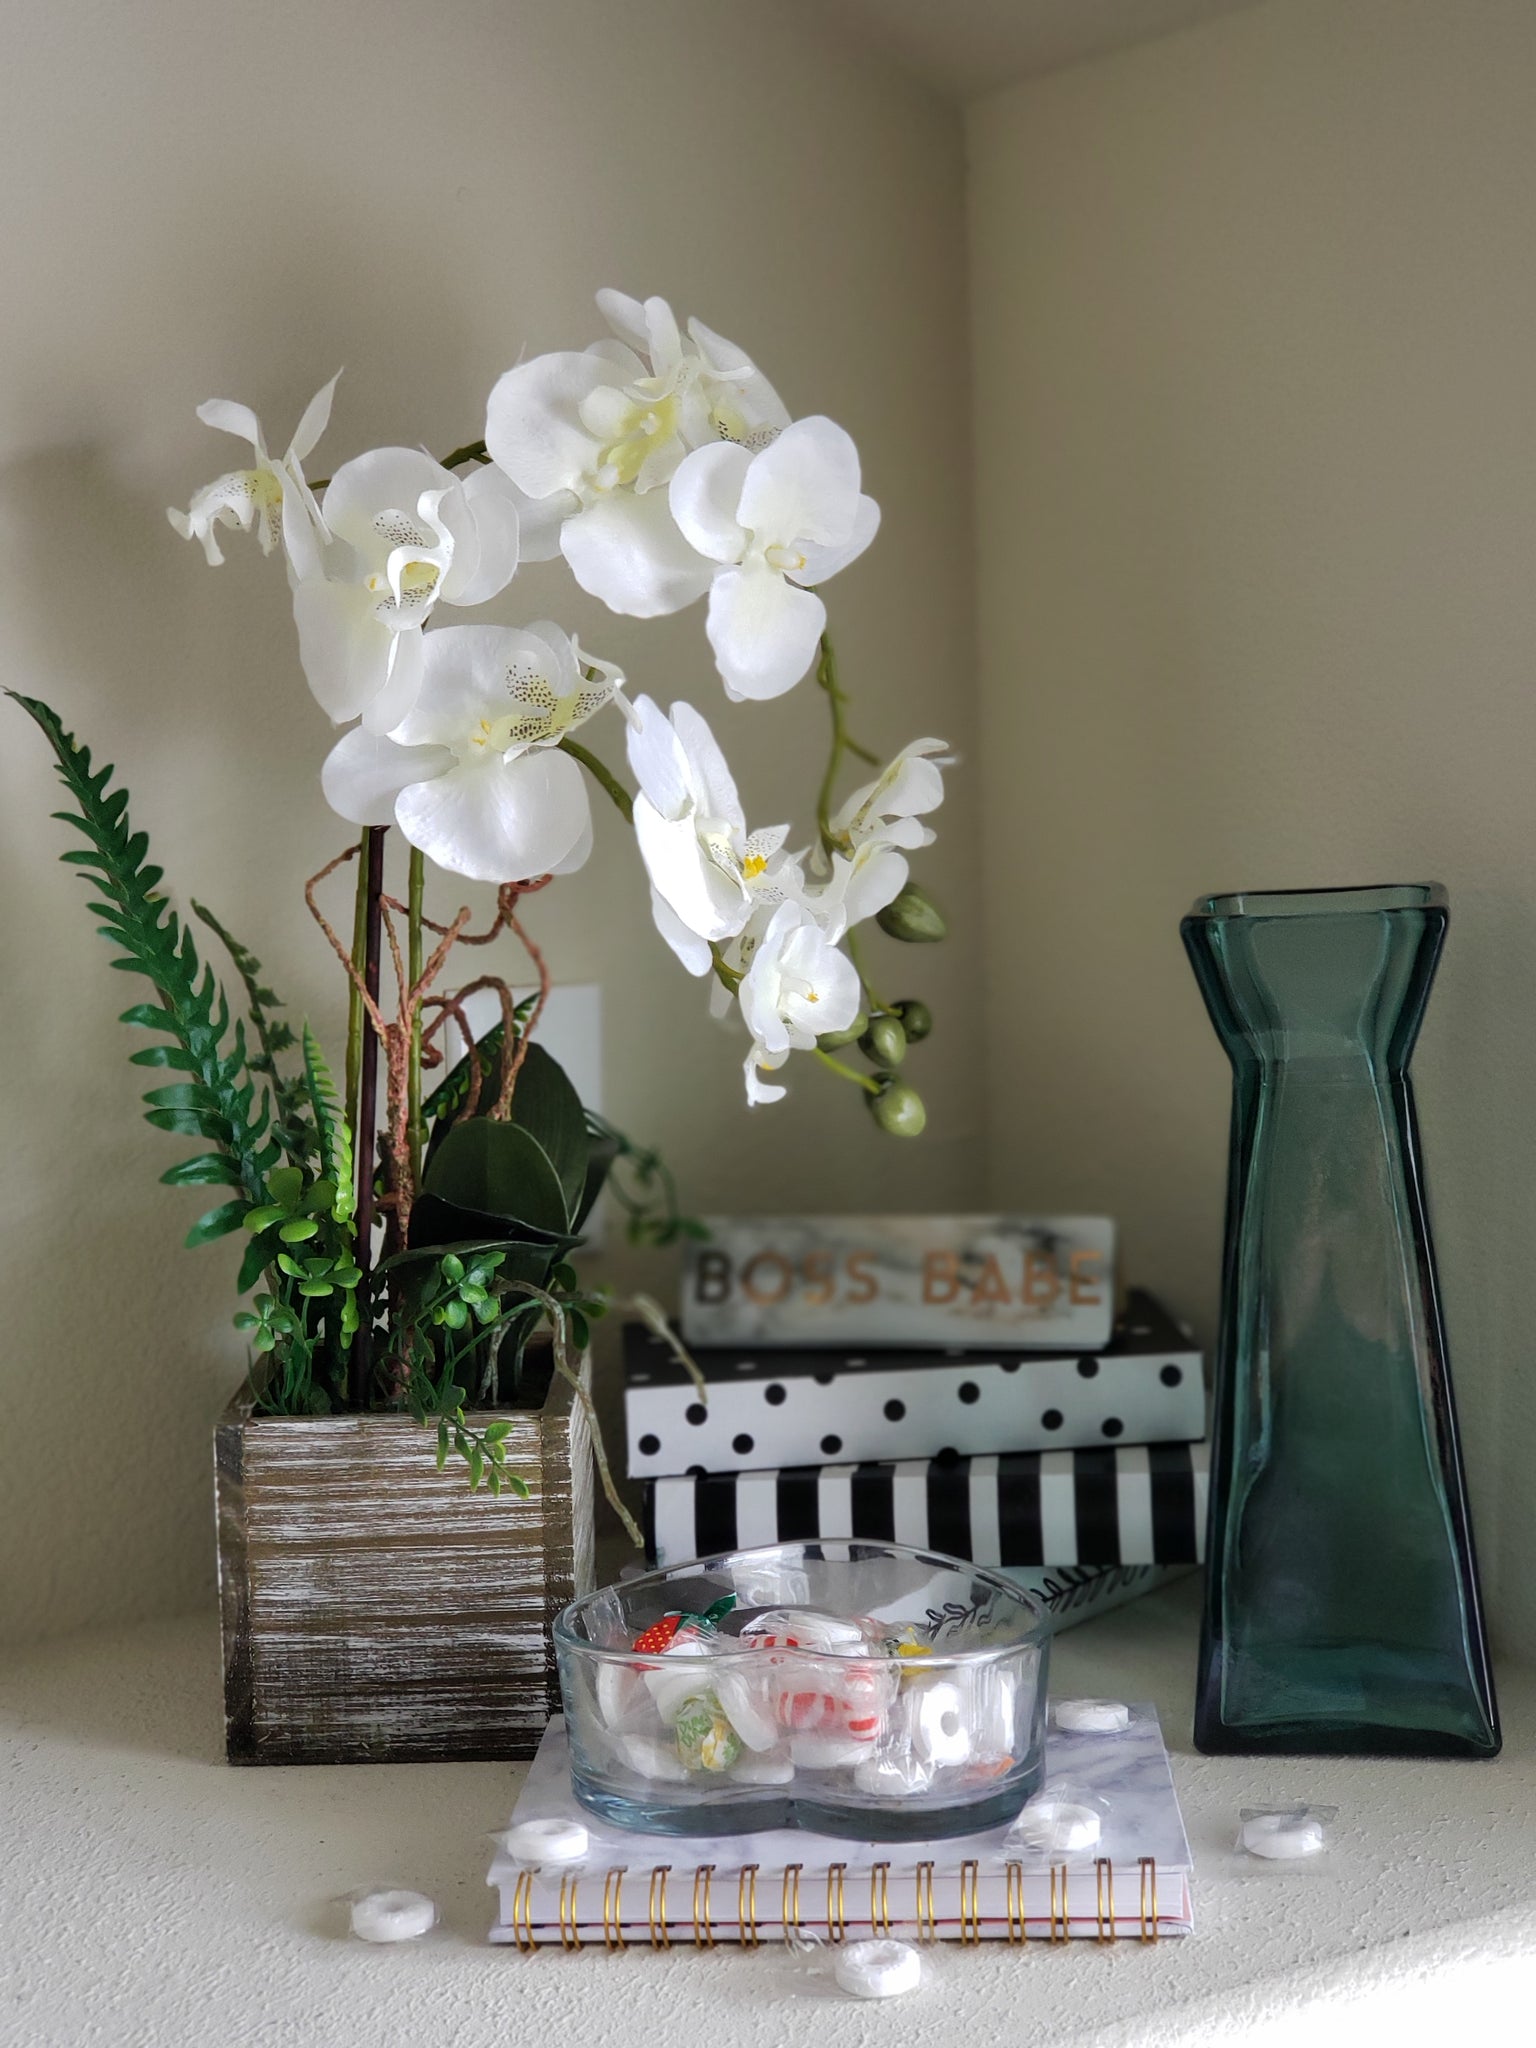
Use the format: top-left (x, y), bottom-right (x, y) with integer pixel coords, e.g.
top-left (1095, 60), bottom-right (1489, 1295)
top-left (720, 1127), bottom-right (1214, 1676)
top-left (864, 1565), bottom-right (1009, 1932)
top-left (13, 289), bottom-right (949, 1520)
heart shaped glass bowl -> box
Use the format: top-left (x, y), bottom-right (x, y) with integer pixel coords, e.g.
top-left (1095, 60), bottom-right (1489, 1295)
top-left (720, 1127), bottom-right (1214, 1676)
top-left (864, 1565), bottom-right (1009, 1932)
top-left (554, 1540), bottom-right (1050, 1839)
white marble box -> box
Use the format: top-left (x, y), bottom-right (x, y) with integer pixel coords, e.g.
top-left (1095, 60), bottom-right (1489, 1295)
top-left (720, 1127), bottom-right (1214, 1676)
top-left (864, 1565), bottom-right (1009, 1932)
top-left (681, 1214), bottom-right (1116, 1350)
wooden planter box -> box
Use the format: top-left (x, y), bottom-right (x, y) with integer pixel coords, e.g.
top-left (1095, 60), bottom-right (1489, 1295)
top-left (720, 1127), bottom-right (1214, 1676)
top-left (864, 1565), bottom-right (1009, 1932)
top-left (214, 1361), bottom-right (594, 1765)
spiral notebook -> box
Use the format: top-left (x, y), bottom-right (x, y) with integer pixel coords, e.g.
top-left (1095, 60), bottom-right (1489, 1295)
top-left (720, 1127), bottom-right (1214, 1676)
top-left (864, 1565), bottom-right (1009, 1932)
top-left (488, 1708), bottom-right (1193, 1949)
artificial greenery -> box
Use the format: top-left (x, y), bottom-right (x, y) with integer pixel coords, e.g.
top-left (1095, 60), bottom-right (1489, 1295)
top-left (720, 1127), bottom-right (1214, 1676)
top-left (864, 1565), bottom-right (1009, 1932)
top-left (13, 690), bottom-right (695, 1511)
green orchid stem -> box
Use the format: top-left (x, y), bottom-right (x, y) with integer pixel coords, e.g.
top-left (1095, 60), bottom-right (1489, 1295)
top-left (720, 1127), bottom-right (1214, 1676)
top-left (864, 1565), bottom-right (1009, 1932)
top-left (438, 438), bottom-right (490, 471)
top-left (345, 832), bottom-right (369, 1128)
top-left (847, 925), bottom-right (892, 1018)
top-left (814, 628), bottom-right (879, 857)
top-left (814, 1047), bottom-right (880, 1095)
top-left (407, 844), bottom-right (425, 1190)
top-left (559, 735), bottom-right (633, 824)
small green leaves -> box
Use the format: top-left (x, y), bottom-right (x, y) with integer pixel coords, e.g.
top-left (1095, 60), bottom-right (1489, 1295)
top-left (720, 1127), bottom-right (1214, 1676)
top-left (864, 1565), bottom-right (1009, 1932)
top-left (278, 1216), bottom-right (320, 1243)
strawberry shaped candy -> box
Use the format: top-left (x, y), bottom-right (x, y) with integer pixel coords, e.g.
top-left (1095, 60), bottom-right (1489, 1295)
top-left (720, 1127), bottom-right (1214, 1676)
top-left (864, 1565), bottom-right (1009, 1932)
top-left (632, 1613), bottom-right (682, 1655)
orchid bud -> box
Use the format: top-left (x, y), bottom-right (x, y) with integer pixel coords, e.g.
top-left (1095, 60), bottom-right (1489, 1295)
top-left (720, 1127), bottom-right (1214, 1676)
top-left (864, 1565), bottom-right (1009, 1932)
top-left (893, 998), bottom-right (932, 1042)
top-left (868, 1079), bottom-right (927, 1138)
top-left (860, 1014), bottom-right (907, 1067)
top-left (818, 1008), bottom-right (869, 1051)
top-left (875, 882), bottom-right (947, 943)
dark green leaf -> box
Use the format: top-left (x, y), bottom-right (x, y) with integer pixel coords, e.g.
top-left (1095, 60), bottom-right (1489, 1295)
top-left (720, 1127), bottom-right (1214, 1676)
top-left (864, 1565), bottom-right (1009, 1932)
top-left (277, 1216), bottom-right (320, 1243)
top-left (129, 1044), bottom-right (198, 1070)
top-left (161, 1152), bottom-right (242, 1188)
top-left (185, 1200), bottom-right (247, 1248)
top-left (144, 1105), bottom-right (229, 1139)
top-left (422, 1117), bottom-right (570, 1238)
top-left (503, 1042), bottom-right (589, 1225)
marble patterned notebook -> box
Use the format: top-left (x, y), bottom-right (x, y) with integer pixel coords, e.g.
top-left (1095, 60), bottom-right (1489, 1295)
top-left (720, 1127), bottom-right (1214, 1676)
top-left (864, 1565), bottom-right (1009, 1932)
top-left (488, 1708), bottom-right (1193, 1948)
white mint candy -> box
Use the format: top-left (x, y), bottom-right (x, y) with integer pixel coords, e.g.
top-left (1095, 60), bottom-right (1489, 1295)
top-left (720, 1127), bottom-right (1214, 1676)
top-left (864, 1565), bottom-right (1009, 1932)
top-left (853, 1751), bottom-right (935, 1797)
top-left (743, 1609), bottom-right (866, 1650)
top-left (350, 1889), bottom-right (436, 1943)
top-left (505, 1816), bottom-right (590, 1865)
top-left (1055, 1698), bottom-right (1130, 1733)
top-left (643, 1640), bottom-right (719, 1725)
top-left (1241, 1812), bottom-right (1328, 1860)
top-left (595, 1661), bottom-right (650, 1733)
top-left (732, 1751), bottom-right (795, 1785)
top-left (617, 1734), bottom-right (690, 1783)
top-left (713, 1665), bottom-right (781, 1752)
top-left (834, 1938), bottom-right (923, 2000)
top-left (910, 1681), bottom-right (972, 1767)
top-left (790, 1728), bottom-right (872, 1770)
top-left (1010, 1797), bottom-right (1102, 1854)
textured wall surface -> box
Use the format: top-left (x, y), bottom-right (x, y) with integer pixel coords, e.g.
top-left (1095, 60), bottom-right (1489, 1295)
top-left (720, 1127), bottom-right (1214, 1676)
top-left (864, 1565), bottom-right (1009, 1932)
top-left (969, 0), bottom-right (1536, 1649)
top-left (0, 0), bottom-right (978, 1642)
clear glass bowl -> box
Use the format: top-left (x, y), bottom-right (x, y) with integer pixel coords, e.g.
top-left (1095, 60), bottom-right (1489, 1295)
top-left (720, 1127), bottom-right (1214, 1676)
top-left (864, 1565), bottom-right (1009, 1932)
top-left (554, 1540), bottom-right (1051, 1838)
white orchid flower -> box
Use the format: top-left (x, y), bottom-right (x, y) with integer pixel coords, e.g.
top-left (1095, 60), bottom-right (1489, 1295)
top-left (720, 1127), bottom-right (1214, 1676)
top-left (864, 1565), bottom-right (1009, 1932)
top-left (737, 901), bottom-right (861, 1106)
top-left (624, 694), bottom-right (802, 976)
top-left (292, 448), bottom-right (526, 736)
top-left (484, 288), bottom-right (789, 619)
top-left (167, 374), bottom-right (338, 578)
top-left (320, 622), bottom-right (621, 884)
top-left (669, 417), bottom-right (880, 701)
top-left (814, 737), bottom-right (952, 929)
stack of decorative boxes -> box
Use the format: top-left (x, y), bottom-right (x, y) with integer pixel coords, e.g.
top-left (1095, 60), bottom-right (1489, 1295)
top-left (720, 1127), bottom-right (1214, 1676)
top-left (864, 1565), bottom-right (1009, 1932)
top-left (626, 1217), bottom-right (1208, 1631)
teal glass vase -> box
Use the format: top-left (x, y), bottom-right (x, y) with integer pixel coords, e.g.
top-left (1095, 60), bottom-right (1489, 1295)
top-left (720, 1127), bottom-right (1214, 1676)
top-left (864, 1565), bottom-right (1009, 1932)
top-left (1182, 884), bottom-right (1499, 1757)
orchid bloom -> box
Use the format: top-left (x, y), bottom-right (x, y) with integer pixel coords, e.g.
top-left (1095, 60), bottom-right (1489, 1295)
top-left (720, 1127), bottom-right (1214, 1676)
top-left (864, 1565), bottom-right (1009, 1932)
top-left (320, 622), bottom-right (621, 883)
top-left (292, 448), bottom-right (526, 736)
top-left (625, 694), bottom-right (801, 976)
top-left (167, 374), bottom-right (339, 578)
top-left (737, 901), bottom-right (861, 1105)
top-left (669, 417), bottom-right (880, 701)
top-left (816, 737), bottom-right (951, 929)
top-left (484, 288), bottom-right (789, 619)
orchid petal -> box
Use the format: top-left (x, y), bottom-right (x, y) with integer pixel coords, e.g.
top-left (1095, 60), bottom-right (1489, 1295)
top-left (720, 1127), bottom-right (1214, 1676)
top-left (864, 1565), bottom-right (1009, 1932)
top-left (360, 626), bottom-right (426, 734)
top-left (560, 490), bottom-right (714, 618)
top-left (795, 493), bottom-right (880, 586)
top-left (669, 442), bottom-right (751, 564)
top-left (390, 624), bottom-right (544, 747)
top-left (292, 579), bottom-right (398, 725)
top-left (625, 694), bottom-right (692, 819)
top-left (737, 416), bottom-right (861, 549)
top-left (439, 464), bottom-right (522, 606)
top-left (287, 372), bottom-right (343, 463)
top-left (195, 399), bottom-right (263, 452)
top-left (485, 351), bottom-right (619, 499)
top-left (705, 564), bottom-right (826, 701)
top-left (394, 744), bottom-right (590, 884)
top-left (649, 886), bottom-right (714, 977)
top-left (321, 726), bottom-right (452, 827)
top-left (321, 447), bottom-right (447, 554)
top-left (669, 700), bottom-right (744, 830)
top-left (633, 795), bottom-right (748, 942)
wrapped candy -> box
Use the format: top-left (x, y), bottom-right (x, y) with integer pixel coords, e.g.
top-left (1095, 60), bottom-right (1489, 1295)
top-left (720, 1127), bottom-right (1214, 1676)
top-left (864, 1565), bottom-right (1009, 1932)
top-left (674, 1692), bottom-right (742, 1774)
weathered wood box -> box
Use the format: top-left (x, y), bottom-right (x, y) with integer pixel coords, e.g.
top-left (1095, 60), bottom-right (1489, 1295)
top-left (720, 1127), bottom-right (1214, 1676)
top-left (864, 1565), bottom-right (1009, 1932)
top-left (214, 1362), bottom-right (594, 1765)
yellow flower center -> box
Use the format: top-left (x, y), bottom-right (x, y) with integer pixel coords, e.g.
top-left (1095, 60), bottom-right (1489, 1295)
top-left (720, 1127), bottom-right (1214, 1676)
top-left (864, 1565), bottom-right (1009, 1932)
top-left (743, 852), bottom-right (768, 880)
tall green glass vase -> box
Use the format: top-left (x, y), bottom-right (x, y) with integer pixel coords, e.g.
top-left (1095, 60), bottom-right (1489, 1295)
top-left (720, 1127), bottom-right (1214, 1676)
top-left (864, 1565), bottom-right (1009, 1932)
top-left (1182, 884), bottom-right (1498, 1758)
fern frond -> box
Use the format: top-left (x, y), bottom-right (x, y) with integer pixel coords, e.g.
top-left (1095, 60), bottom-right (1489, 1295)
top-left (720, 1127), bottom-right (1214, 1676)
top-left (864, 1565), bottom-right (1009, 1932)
top-left (192, 898), bottom-right (315, 1165)
top-left (302, 1023), bottom-right (356, 1225)
top-left (421, 996), bottom-right (539, 1127)
top-left (11, 693), bottom-right (278, 1236)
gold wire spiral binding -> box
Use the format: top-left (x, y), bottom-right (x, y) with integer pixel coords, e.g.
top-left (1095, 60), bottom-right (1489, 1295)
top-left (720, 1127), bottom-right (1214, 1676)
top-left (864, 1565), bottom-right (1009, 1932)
top-left (1005, 1861), bottom-right (1027, 1945)
top-left (914, 1862), bottom-right (937, 1944)
top-left (1049, 1863), bottom-right (1069, 1943)
top-left (781, 1863), bottom-right (803, 1948)
top-left (1095, 1858), bottom-right (1117, 1943)
top-left (648, 1865), bottom-right (671, 1950)
top-left (602, 1868), bottom-right (627, 1952)
top-left (959, 1860), bottom-right (982, 1946)
top-left (1139, 1857), bottom-right (1159, 1944)
top-left (692, 1865), bottom-right (716, 1950)
top-left (870, 1862), bottom-right (891, 1937)
top-left (738, 1864), bottom-right (759, 1950)
top-left (826, 1863), bottom-right (848, 1944)
top-left (558, 1873), bottom-right (582, 1951)
top-left (511, 1869), bottom-right (537, 1954)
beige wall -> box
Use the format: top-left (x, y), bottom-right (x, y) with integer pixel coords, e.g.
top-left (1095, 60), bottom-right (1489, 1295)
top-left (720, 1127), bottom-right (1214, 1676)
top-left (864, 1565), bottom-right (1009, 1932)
top-left (0, 0), bottom-right (978, 1642)
top-left (970, 0), bottom-right (1536, 1647)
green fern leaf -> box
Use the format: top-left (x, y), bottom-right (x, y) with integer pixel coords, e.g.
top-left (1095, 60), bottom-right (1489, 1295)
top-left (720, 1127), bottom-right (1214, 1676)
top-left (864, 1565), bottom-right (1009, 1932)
top-left (10, 693), bottom-right (272, 1228)
top-left (191, 899), bottom-right (315, 1165)
top-left (301, 1024), bottom-right (356, 1225)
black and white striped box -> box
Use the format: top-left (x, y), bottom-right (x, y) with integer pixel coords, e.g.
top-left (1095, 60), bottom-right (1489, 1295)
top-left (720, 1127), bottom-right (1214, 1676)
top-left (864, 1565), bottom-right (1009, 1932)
top-left (626, 1291), bottom-right (1204, 1479)
top-left (644, 1441), bottom-right (1209, 1572)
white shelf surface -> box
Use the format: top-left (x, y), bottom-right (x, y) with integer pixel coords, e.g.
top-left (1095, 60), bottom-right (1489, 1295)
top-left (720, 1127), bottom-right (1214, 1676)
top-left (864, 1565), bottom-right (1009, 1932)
top-left (3, 1581), bottom-right (1533, 2047)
